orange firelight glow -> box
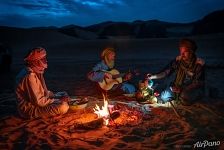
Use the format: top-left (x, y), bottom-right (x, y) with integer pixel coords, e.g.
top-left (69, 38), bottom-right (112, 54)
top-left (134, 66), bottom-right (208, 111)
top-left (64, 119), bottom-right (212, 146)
top-left (93, 94), bottom-right (110, 125)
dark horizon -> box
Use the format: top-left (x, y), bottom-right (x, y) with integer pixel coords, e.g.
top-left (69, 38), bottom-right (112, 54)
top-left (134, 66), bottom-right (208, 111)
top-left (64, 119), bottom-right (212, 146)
top-left (0, 18), bottom-right (195, 29)
top-left (0, 9), bottom-right (222, 30)
top-left (1, 0), bottom-right (224, 28)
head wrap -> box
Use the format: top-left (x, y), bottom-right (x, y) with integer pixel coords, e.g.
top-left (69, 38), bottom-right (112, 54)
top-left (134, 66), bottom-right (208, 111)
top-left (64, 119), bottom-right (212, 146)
top-left (100, 47), bottom-right (115, 69)
top-left (179, 38), bottom-right (197, 53)
top-left (101, 47), bottom-right (115, 59)
top-left (24, 47), bottom-right (46, 61)
top-left (24, 47), bottom-right (47, 73)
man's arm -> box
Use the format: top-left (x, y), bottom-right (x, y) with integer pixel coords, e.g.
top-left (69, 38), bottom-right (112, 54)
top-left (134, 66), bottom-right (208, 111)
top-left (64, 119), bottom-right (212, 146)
top-left (87, 61), bottom-right (108, 82)
top-left (148, 59), bottom-right (177, 80)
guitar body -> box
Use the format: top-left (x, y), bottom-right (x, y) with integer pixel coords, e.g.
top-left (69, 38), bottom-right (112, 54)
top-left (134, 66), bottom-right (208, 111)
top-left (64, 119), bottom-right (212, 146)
top-left (99, 69), bottom-right (123, 91)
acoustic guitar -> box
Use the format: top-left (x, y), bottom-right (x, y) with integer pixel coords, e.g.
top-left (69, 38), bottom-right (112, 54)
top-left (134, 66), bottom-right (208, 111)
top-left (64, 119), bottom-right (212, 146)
top-left (98, 69), bottom-right (139, 91)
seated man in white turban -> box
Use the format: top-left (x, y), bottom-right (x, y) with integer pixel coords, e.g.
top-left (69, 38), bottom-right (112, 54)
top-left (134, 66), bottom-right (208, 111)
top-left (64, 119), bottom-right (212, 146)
top-left (15, 47), bottom-right (69, 119)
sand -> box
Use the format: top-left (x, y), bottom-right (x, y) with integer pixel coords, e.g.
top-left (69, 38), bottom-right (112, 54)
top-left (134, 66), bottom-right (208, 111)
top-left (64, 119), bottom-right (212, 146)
top-left (0, 97), bottom-right (223, 149)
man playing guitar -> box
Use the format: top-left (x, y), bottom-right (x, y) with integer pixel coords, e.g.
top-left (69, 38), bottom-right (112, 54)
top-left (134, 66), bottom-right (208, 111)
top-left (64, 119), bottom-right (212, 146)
top-left (87, 47), bottom-right (136, 94)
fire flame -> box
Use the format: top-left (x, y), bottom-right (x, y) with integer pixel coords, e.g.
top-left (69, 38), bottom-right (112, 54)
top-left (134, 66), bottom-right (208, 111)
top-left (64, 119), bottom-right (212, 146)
top-left (93, 94), bottom-right (110, 125)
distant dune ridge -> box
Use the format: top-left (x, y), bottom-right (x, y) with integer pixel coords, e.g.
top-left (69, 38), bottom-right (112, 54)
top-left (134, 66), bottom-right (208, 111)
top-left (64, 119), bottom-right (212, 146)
top-left (0, 9), bottom-right (223, 41)
top-left (59, 9), bottom-right (224, 39)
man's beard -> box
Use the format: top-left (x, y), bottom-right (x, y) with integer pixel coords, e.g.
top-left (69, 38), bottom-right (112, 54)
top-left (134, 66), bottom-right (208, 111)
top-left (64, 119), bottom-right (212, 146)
top-left (27, 59), bottom-right (48, 74)
top-left (182, 56), bottom-right (194, 64)
top-left (104, 56), bottom-right (114, 69)
top-left (182, 57), bottom-right (188, 62)
top-left (107, 61), bottom-right (114, 69)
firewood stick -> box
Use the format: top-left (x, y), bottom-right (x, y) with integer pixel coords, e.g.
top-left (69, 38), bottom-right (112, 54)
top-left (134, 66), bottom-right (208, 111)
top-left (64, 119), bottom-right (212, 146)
top-left (179, 105), bottom-right (194, 114)
top-left (107, 106), bottom-right (117, 127)
top-left (103, 92), bottom-right (118, 127)
top-left (169, 101), bottom-right (181, 118)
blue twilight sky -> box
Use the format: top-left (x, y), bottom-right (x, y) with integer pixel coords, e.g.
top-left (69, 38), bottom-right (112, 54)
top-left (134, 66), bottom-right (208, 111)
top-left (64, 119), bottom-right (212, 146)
top-left (0, 0), bottom-right (224, 28)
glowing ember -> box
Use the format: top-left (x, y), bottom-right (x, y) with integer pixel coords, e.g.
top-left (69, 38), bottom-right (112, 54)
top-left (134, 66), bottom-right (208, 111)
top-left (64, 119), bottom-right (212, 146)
top-left (93, 94), bottom-right (110, 125)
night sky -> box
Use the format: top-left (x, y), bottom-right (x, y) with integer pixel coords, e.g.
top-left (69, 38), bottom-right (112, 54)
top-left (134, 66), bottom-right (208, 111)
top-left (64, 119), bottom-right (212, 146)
top-left (0, 0), bottom-right (224, 28)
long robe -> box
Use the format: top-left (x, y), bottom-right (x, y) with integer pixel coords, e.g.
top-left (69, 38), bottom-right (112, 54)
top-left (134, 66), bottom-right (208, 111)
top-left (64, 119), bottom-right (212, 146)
top-left (15, 67), bottom-right (69, 119)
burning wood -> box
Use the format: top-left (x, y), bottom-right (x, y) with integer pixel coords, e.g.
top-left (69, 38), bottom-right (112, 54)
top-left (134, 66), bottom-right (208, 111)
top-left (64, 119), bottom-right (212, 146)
top-left (71, 118), bottom-right (104, 130)
top-left (68, 93), bottom-right (148, 131)
top-left (92, 94), bottom-right (147, 127)
top-left (93, 94), bottom-right (110, 125)
top-left (111, 103), bottom-right (143, 126)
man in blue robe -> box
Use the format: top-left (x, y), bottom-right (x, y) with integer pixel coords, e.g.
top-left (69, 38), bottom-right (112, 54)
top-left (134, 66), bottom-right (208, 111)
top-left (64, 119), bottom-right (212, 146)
top-left (87, 48), bottom-right (136, 95)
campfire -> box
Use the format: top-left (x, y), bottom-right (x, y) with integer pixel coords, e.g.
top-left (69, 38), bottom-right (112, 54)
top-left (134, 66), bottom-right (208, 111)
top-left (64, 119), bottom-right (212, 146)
top-left (93, 94), bottom-right (111, 125)
top-left (92, 93), bottom-right (146, 127)
top-left (70, 93), bottom-right (152, 131)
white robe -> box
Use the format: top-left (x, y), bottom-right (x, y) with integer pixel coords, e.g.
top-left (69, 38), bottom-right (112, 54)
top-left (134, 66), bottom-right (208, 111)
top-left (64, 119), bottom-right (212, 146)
top-left (15, 67), bottom-right (69, 119)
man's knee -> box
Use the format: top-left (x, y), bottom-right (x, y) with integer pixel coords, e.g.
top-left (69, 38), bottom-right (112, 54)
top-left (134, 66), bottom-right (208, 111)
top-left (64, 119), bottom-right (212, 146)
top-left (180, 88), bottom-right (203, 105)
